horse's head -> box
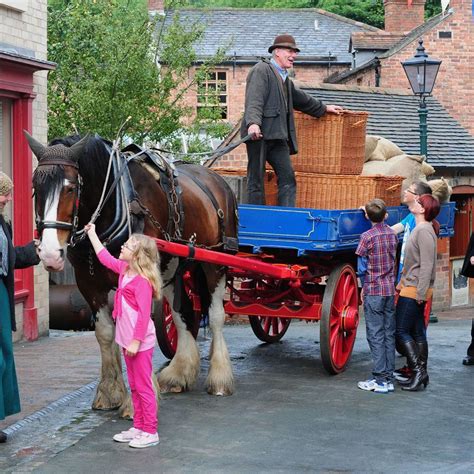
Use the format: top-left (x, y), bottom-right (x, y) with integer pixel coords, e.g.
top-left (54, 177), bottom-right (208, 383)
top-left (27, 132), bottom-right (89, 271)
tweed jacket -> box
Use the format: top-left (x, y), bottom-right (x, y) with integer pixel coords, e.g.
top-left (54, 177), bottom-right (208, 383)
top-left (241, 59), bottom-right (326, 154)
top-left (0, 215), bottom-right (40, 331)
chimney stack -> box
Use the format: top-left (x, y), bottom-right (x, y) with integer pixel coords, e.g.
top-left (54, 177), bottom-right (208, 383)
top-left (384, 0), bottom-right (426, 33)
top-left (148, 0), bottom-right (165, 14)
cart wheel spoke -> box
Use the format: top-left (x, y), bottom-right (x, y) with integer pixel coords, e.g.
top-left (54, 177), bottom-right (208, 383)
top-left (329, 310), bottom-right (341, 330)
top-left (249, 315), bottom-right (291, 343)
top-left (343, 285), bottom-right (355, 306)
top-left (263, 317), bottom-right (271, 334)
top-left (331, 332), bottom-right (341, 362)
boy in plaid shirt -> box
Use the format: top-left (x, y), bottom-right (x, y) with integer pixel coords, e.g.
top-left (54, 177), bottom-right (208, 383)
top-left (356, 199), bottom-right (398, 393)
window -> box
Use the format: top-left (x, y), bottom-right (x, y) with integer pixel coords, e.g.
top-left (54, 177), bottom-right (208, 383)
top-left (197, 70), bottom-right (228, 120)
top-left (438, 31), bottom-right (452, 39)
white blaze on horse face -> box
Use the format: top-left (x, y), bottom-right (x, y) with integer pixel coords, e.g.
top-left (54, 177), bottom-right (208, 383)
top-left (39, 184), bottom-right (66, 271)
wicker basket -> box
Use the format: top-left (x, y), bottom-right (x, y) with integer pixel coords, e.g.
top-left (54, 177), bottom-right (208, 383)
top-left (295, 173), bottom-right (403, 209)
top-left (212, 167), bottom-right (278, 205)
top-left (293, 110), bottom-right (369, 175)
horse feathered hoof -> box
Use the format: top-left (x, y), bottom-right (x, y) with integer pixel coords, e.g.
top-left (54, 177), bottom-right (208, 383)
top-left (206, 384), bottom-right (234, 396)
top-left (160, 384), bottom-right (185, 394)
top-left (118, 396), bottom-right (133, 420)
top-left (158, 370), bottom-right (194, 393)
top-left (206, 375), bottom-right (234, 397)
top-left (92, 381), bottom-right (127, 411)
top-left (158, 342), bottom-right (200, 394)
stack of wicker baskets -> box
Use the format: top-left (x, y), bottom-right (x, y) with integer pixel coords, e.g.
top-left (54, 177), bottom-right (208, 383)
top-left (292, 111), bottom-right (403, 209)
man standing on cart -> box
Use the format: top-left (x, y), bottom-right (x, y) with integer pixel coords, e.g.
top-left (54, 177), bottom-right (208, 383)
top-left (241, 34), bottom-right (343, 207)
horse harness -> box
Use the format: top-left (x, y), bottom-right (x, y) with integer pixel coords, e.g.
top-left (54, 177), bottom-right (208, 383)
top-left (35, 158), bottom-right (82, 236)
top-left (124, 145), bottom-right (237, 252)
top-left (35, 141), bottom-right (237, 277)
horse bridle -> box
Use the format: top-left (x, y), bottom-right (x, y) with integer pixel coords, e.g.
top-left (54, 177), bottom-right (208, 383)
top-left (35, 158), bottom-right (82, 239)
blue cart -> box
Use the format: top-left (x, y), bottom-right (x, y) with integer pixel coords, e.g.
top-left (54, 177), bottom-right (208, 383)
top-left (223, 202), bottom-right (455, 374)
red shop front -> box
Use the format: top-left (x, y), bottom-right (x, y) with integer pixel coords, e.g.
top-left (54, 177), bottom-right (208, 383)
top-left (0, 51), bottom-right (55, 340)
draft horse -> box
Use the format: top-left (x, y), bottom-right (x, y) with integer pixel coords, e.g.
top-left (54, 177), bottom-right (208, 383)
top-left (27, 132), bottom-right (239, 415)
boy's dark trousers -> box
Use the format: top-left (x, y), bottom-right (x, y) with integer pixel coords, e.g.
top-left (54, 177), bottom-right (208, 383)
top-left (364, 294), bottom-right (396, 383)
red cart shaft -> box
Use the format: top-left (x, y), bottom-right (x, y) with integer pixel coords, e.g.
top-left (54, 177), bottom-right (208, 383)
top-left (153, 238), bottom-right (304, 280)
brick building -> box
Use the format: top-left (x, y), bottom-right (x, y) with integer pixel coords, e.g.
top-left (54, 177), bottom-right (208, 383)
top-left (0, 0), bottom-right (54, 341)
top-left (155, 1), bottom-right (474, 311)
top-left (156, 2), bottom-right (379, 137)
top-left (327, 0), bottom-right (474, 309)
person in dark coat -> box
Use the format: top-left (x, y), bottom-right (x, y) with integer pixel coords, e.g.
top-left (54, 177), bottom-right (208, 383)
top-left (241, 33), bottom-right (343, 207)
top-left (0, 171), bottom-right (40, 442)
top-left (460, 232), bottom-right (474, 366)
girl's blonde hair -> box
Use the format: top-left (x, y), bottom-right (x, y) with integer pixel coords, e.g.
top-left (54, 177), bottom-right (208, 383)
top-left (127, 234), bottom-right (162, 299)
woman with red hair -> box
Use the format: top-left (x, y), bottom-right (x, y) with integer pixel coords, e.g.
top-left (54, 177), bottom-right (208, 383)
top-left (395, 194), bottom-right (440, 391)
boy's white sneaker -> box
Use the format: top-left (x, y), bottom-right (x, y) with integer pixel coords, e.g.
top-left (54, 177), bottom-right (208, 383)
top-left (113, 427), bottom-right (142, 443)
top-left (129, 432), bottom-right (160, 449)
top-left (387, 382), bottom-right (395, 392)
top-left (357, 378), bottom-right (389, 394)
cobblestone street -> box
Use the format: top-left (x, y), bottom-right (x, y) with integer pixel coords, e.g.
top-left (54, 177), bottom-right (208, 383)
top-left (0, 314), bottom-right (473, 473)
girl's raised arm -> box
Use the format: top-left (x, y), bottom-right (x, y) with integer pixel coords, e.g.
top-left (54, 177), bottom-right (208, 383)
top-left (84, 223), bottom-right (104, 255)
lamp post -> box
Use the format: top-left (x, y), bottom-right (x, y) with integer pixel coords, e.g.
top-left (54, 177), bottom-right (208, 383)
top-left (401, 40), bottom-right (442, 323)
top-left (401, 39), bottom-right (442, 159)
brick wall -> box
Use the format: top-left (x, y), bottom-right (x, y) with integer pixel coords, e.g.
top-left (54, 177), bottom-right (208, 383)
top-left (193, 62), bottom-right (345, 168)
top-left (1, 1), bottom-right (50, 340)
top-left (148, 0), bottom-right (164, 11)
top-left (433, 237), bottom-right (450, 310)
top-left (344, 0), bottom-right (474, 135)
top-left (384, 0), bottom-right (426, 33)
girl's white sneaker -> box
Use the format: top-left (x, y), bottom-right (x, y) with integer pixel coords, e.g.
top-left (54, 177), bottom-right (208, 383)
top-left (113, 427), bottom-right (142, 443)
top-left (128, 432), bottom-right (160, 449)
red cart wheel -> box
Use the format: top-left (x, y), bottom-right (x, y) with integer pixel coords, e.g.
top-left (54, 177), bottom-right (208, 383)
top-left (249, 316), bottom-right (291, 343)
top-left (320, 264), bottom-right (359, 374)
top-left (153, 297), bottom-right (200, 359)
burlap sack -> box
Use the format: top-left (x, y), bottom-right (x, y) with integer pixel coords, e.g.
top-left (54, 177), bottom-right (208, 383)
top-left (368, 137), bottom-right (403, 162)
top-left (361, 160), bottom-right (390, 175)
top-left (387, 155), bottom-right (426, 202)
top-left (421, 160), bottom-right (435, 177)
top-left (385, 155), bottom-right (423, 176)
top-left (428, 177), bottom-right (452, 203)
top-left (365, 135), bottom-right (381, 162)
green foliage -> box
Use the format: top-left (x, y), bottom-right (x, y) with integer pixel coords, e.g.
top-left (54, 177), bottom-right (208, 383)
top-left (425, 0), bottom-right (442, 18)
top-left (317, 0), bottom-right (383, 28)
top-left (48, 0), bottom-right (227, 144)
top-left (160, 119), bottom-right (232, 163)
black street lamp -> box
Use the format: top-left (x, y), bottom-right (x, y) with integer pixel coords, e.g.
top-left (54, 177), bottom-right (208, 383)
top-left (401, 40), bottom-right (442, 323)
top-left (401, 39), bottom-right (442, 158)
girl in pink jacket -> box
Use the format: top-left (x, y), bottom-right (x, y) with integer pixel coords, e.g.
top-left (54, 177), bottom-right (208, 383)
top-left (85, 223), bottom-right (161, 449)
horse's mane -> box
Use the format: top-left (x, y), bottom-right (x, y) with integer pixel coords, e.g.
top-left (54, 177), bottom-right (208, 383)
top-left (49, 134), bottom-right (112, 182)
